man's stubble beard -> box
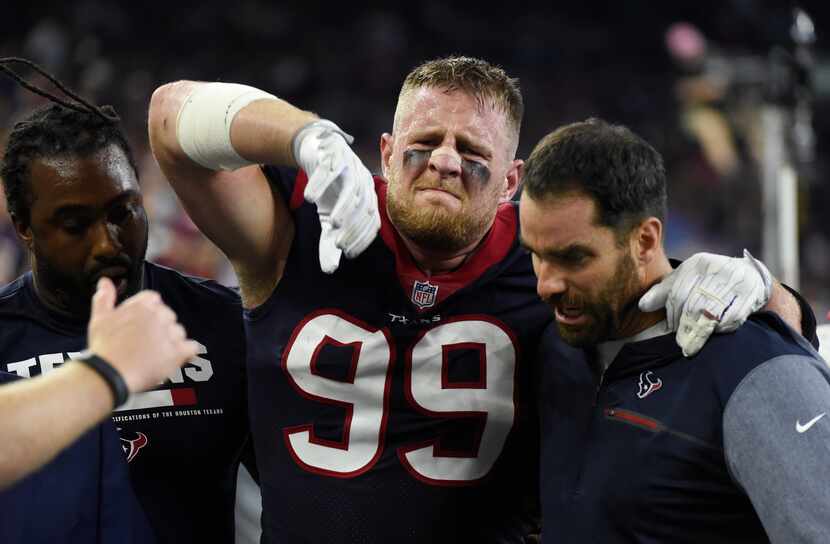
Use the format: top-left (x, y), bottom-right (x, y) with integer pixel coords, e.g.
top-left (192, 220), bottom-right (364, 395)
top-left (385, 169), bottom-right (496, 254)
top-left (32, 224), bottom-right (148, 318)
top-left (557, 251), bottom-right (642, 348)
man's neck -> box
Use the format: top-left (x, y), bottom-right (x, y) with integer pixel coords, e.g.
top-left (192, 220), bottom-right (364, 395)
top-left (614, 304), bottom-right (667, 339)
top-left (612, 256), bottom-right (674, 339)
top-left (397, 232), bottom-right (487, 276)
top-left (30, 262), bottom-right (146, 320)
top-left (31, 273), bottom-right (89, 321)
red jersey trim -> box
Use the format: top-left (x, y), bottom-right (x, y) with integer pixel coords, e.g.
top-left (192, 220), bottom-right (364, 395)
top-left (289, 170), bottom-right (310, 211)
top-left (375, 181), bottom-right (518, 312)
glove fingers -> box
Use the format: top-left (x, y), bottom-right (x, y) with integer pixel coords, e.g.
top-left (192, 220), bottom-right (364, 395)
top-left (335, 210), bottom-right (369, 256)
top-left (717, 295), bottom-right (749, 333)
top-left (677, 312), bottom-right (718, 357)
top-left (696, 261), bottom-right (759, 333)
top-left (638, 278), bottom-right (672, 313)
top-left (701, 265), bottom-right (742, 302)
top-left (666, 269), bottom-right (711, 331)
top-left (305, 156), bottom-right (346, 204)
top-left (320, 247), bottom-right (342, 274)
top-left (305, 166), bottom-right (335, 204)
top-left (662, 251), bottom-right (765, 350)
top-left (679, 284), bottom-right (727, 326)
top-left (330, 161), bottom-right (373, 227)
top-left (318, 220), bottom-right (342, 274)
top-left (329, 174), bottom-right (357, 228)
top-left (304, 137), bottom-right (378, 272)
top-left (338, 207), bottom-right (380, 258)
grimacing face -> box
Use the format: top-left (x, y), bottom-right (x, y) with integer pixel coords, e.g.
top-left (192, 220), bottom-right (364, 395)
top-left (519, 191), bottom-right (643, 347)
top-left (381, 87), bottom-right (521, 254)
top-left (17, 144), bottom-right (148, 317)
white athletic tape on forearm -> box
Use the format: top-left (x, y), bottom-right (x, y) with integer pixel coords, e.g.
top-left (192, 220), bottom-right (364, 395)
top-left (176, 82), bottom-right (276, 171)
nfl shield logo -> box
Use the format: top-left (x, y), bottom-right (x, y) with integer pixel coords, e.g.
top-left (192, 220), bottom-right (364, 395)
top-left (411, 280), bottom-right (439, 309)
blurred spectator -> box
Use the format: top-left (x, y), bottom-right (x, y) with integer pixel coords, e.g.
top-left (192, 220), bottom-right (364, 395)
top-left (1, 5), bottom-right (828, 543)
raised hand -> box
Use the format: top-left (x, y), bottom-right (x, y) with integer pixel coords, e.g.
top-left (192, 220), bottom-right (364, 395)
top-left (294, 120), bottom-right (381, 273)
top-left (87, 278), bottom-right (200, 393)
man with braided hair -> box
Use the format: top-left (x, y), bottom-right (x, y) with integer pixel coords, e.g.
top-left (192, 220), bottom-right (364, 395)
top-left (149, 56), bottom-right (814, 542)
top-left (0, 59), bottom-right (251, 544)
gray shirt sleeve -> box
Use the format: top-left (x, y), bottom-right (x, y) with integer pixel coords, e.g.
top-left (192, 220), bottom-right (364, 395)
top-left (723, 354), bottom-right (830, 544)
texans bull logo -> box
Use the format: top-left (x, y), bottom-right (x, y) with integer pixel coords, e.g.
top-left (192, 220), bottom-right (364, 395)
top-left (636, 371), bottom-right (663, 399)
top-left (119, 429), bottom-right (149, 463)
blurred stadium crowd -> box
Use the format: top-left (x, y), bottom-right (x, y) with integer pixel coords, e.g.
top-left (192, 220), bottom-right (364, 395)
top-left (1, 1), bottom-right (828, 318)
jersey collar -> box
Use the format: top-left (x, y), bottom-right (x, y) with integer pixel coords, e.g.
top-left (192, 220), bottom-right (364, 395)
top-left (375, 179), bottom-right (518, 312)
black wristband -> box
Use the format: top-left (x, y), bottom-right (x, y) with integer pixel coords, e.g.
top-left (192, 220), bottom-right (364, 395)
top-left (77, 352), bottom-right (130, 408)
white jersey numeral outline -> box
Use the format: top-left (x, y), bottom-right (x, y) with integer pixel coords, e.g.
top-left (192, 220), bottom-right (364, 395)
top-left (281, 310), bottom-right (517, 485)
top-left (283, 310), bottom-right (394, 478)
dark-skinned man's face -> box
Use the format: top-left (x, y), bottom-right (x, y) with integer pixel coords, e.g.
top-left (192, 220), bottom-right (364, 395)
top-left (16, 143), bottom-right (148, 317)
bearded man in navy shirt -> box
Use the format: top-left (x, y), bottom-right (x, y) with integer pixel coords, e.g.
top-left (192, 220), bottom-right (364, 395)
top-left (520, 118), bottom-right (828, 543)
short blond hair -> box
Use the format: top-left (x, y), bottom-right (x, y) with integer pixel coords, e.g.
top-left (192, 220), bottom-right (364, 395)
top-left (395, 56), bottom-right (523, 139)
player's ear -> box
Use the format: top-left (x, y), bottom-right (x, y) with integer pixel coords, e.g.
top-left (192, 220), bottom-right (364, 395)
top-left (11, 215), bottom-right (33, 251)
top-left (380, 133), bottom-right (394, 178)
top-left (501, 159), bottom-right (523, 202)
top-left (631, 217), bottom-right (663, 266)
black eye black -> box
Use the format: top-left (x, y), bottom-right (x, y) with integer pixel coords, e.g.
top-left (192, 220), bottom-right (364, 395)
top-left (403, 149), bottom-right (431, 168)
top-left (459, 146), bottom-right (482, 158)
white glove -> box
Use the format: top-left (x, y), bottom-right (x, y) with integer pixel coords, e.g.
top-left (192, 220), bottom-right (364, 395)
top-left (293, 120), bottom-right (381, 274)
top-left (639, 250), bottom-right (773, 357)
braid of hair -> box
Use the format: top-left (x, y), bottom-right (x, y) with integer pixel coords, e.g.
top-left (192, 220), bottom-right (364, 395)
top-left (0, 58), bottom-right (137, 226)
top-left (0, 57), bottom-right (119, 123)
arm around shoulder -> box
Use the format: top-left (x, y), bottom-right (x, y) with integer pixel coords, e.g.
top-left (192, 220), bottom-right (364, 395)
top-left (763, 282), bottom-right (804, 335)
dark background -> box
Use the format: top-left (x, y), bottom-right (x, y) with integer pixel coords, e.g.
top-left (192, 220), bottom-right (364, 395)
top-left (2, 0), bottom-right (829, 317)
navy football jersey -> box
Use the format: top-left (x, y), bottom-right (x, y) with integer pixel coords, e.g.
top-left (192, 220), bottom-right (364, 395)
top-left (247, 167), bottom-right (551, 543)
top-left (0, 372), bottom-right (156, 544)
top-left (0, 262), bottom-right (249, 544)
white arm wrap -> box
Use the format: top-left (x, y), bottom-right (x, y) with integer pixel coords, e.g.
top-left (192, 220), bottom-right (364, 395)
top-left (175, 82), bottom-right (277, 171)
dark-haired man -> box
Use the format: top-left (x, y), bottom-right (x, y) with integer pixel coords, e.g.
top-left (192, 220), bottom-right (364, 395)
top-left (521, 118), bottom-right (829, 542)
top-left (0, 103), bottom-right (249, 543)
top-left (148, 56), bottom-right (810, 542)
